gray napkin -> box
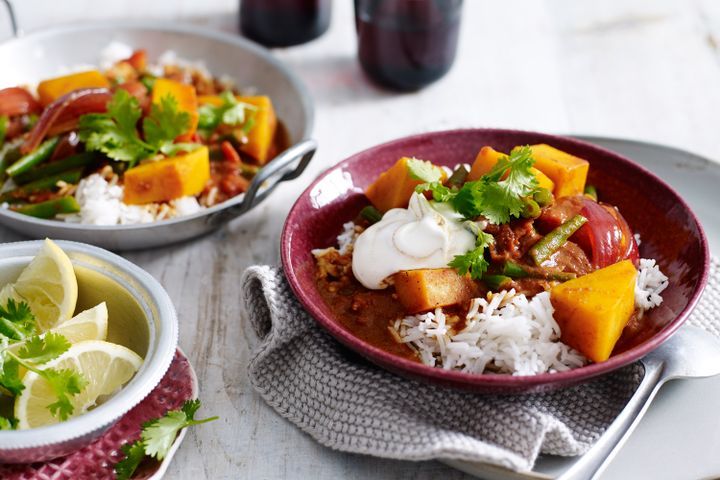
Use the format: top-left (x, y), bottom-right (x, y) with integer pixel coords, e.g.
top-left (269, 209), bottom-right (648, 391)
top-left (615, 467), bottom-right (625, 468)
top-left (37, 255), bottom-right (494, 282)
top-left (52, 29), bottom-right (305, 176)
top-left (241, 259), bottom-right (719, 472)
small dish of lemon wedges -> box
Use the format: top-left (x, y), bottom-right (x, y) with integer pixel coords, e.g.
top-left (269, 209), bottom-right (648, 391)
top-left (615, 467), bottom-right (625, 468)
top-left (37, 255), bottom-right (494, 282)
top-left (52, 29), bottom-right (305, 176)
top-left (0, 239), bottom-right (142, 430)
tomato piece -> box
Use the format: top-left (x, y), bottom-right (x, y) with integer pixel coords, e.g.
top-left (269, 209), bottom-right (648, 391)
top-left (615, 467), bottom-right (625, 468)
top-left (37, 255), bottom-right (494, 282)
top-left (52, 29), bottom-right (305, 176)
top-left (572, 197), bottom-right (639, 268)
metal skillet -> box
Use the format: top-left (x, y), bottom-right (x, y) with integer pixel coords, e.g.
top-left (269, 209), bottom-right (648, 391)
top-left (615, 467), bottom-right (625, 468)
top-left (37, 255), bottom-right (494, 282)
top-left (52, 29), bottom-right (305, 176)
top-left (0, 0), bottom-right (316, 250)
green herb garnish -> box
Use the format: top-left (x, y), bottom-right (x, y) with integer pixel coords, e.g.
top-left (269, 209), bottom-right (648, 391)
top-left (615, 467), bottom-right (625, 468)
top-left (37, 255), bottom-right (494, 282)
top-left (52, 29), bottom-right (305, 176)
top-left (406, 157), bottom-right (444, 183)
top-left (0, 300), bottom-right (87, 423)
top-left (79, 90), bottom-right (199, 166)
top-left (448, 231), bottom-right (494, 280)
top-left (197, 91), bottom-right (257, 132)
top-left (114, 399), bottom-right (218, 480)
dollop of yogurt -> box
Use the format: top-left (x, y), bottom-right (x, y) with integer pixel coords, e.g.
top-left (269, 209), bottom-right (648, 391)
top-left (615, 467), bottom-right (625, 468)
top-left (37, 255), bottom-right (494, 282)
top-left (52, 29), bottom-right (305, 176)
top-left (352, 193), bottom-right (476, 289)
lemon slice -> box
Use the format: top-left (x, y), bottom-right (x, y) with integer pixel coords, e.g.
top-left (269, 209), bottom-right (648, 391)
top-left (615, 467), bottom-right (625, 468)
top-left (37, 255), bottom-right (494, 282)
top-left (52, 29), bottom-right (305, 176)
top-left (7, 303), bottom-right (108, 356)
top-left (12, 239), bottom-right (78, 332)
top-left (15, 340), bottom-right (143, 429)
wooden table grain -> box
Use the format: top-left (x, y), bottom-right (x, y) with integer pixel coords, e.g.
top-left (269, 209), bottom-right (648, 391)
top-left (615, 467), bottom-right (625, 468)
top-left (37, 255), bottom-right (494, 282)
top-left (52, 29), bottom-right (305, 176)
top-left (2, 1), bottom-right (720, 479)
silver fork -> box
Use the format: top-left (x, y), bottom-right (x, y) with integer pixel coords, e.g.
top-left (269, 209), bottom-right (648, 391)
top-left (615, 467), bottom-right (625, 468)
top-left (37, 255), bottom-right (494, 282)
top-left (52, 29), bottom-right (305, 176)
top-left (559, 325), bottom-right (720, 480)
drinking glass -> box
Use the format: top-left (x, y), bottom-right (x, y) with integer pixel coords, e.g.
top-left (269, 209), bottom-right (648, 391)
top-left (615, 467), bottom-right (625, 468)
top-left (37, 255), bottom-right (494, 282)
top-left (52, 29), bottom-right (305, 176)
top-left (240, 0), bottom-right (332, 48)
top-left (355, 0), bottom-right (463, 91)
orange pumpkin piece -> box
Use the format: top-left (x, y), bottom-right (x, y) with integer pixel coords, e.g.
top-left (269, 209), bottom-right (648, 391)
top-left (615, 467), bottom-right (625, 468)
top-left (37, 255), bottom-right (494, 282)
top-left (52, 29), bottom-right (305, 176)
top-left (37, 70), bottom-right (110, 106)
top-left (123, 146), bottom-right (210, 205)
top-left (524, 144), bottom-right (589, 197)
top-left (468, 146), bottom-right (555, 191)
top-left (550, 260), bottom-right (637, 362)
top-left (151, 78), bottom-right (199, 140)
top-left (365, 157), bottom-right (446, 212)
top-left (394, 268), bottom-right (480, 314)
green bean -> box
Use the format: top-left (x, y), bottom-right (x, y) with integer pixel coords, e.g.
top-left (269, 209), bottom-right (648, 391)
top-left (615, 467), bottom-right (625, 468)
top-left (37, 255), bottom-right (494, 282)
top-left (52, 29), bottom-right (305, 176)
top-left (529, 214), bottom-right (588, 266)
top-left (584, 185), bottom-right (598, 201)
top-left (0, 169), bottom-right (83, 203)
top-left (533, 187), bottom-right (553, 207)
top-left (0, 144), bottom-right (21, 184)
top-left (502, 260), bottom-right (577, 282)
top-left (0, 115), bottom-right (8, 150)
top-left (240, 163), bottom-right (260, 177)
top-left (6, 137), bottom-right (60, 178)
top-left (13, 152), bottom-right (97, 185)
top-left (446, 165), bottom-right (469, 188)
top-left (360, 205), bottom-right (383, 224)
top-left (482, 274), bottom-right (512, 290)
top-left (12, 197), bottom-right (80, 219)
top-left (522, 198), bottom-right (541, 218)
top-left (502, 261), bottom-right (529, 278)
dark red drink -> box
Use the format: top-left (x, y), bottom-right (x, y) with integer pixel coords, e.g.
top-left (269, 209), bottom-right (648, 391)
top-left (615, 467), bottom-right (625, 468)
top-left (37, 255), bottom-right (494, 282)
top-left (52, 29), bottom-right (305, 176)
top-left (240, 0), bottom-right (332, 48)
top-left (356, 0), bottom-right (462, 91)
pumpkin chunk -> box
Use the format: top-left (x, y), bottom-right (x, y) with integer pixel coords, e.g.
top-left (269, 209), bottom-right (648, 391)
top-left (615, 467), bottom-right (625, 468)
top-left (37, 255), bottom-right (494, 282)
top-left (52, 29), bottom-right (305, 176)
top-left (236, 96), bottom-right (277, 165)
top-left (550, 260), bottom-right (637, 362)
top-left (152, 78), bottom-right (199, 140)
top-left (123, 146), bottom-right (209, 205)
top-left (394, 268), bottom-right (480, 314)
top-left (468, 146), bottom-right (555, 191)
top-left (524, 144), bottom-right (589, 197)
top-left (37, 70), bottom-right (110, 106)
top-left (365, 157), bottom-right (446, 212)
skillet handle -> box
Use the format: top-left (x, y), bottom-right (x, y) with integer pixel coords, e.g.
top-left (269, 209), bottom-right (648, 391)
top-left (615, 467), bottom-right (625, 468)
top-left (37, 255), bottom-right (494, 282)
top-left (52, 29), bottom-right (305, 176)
top-left (205, 138), bottom-right (317, 227)
top-left (1, 0), bottom-right (20, 38)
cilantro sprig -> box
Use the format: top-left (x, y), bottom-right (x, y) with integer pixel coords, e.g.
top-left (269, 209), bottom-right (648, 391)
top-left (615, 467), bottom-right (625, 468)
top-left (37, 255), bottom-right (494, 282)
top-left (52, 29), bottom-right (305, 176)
top-left (0, 300), bottom-right (87, 423)
top-left (79, 90), bottom-right (199, 166)
top-left (417, 146), bottom-right (540, 224)
top-left (114, 399), bottom-right (218, 480)
top-left (448, 231), bottom-right (495, 280)
top-left (198, 91), bottom-right (257, 134)
top-left (0, 298), bottom-right (37, 342)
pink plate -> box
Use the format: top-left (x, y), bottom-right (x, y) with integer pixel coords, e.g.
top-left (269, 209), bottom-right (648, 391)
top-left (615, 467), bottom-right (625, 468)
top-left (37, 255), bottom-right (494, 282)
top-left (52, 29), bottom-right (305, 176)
top-left (281, 129), bottom-right (710, 393)
top-left (0, 349), bottom-right (197, 479)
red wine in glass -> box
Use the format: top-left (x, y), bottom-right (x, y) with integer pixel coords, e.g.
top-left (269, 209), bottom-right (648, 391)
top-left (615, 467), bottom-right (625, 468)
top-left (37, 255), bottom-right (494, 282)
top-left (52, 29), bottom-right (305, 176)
top-left (356, 0), bottom-right (463, 91)
top-left (240, 0), bottom-right (332, 48)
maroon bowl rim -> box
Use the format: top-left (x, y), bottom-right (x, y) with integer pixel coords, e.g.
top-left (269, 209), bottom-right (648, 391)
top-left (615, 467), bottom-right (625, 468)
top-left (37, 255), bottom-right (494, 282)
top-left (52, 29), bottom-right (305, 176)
top-left (281, 128), bottom-right (710, 389)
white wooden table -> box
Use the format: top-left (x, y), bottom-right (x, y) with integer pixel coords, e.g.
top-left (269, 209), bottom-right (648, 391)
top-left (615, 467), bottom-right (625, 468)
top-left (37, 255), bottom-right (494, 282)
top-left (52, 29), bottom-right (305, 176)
top-left (2, 1), bottom-right (720, 479)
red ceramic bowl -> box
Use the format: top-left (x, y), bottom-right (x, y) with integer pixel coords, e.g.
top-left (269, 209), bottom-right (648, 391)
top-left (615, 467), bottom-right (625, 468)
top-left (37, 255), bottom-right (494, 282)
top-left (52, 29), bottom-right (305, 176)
top-left (281, 129), bottom-right (709, 393)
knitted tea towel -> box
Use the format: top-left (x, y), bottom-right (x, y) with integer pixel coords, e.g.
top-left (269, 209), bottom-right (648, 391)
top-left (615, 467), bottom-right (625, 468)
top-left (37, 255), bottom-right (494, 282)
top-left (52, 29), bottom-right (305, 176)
top-left (241, 259), bottom-right (719, 472)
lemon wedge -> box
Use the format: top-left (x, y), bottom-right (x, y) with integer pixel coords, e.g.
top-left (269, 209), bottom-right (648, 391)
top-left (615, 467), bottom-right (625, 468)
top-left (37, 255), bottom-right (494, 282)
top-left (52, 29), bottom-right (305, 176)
top-left (11, 239), bottom-right (78, 332)
top-left (14, 340), bottom-right (142, 429)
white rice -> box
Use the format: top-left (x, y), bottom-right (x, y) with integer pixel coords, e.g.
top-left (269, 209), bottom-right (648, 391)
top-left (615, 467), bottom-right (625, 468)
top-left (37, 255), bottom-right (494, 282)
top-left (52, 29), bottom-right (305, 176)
top-left (635, 258), bottom-right (669, 312)
top-left (62, 173), bottom-right (203, 225)
top-left (396, 291), bottom-right (586, 375)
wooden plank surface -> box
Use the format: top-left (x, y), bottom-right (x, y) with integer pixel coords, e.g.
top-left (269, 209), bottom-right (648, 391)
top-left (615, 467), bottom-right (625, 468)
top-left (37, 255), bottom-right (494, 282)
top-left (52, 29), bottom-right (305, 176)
top-left (1, 1), bottom-right (719, 479)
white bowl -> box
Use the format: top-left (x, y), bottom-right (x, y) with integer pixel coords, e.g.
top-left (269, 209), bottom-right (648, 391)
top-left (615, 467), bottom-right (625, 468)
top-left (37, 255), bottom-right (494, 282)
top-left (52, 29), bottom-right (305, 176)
top-left (0, 240), bottom-right (178, 463)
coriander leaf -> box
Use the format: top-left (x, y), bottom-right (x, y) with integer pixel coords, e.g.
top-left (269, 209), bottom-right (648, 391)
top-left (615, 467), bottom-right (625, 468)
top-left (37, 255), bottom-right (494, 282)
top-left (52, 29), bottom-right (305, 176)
top-left (197, 91), bottom-right (257, 131)
top-left (406, 158), bottom-right (444, 183)
top-left (0, 415), bottom-right (16, 430)
top-left (415, 181), bottom-right (457, 203)
top-left (159, 142), bottom-right (202, 157)
top-left (0, 357), bottom-right (24, 396)
top-left (115, 440), bottom-right (146, 480)
top-left (181, 398), bottom-right (201, 420)
top-left (79, 90), bottom-right (152, 163)
top-left (450, 146), bottom-right (539, 224)
top-left (43, 367), bottom-right (87, 421)
top-left (0, 299), bottom-right (36, 341)
top-left (448, 231), bottom-right (494, 280)
top-left (17, 333), bottom-right (71, 365)
top-left (142, 400), bottom-right (218, 460)
top-left (143, 94), bottom-right (191, 151)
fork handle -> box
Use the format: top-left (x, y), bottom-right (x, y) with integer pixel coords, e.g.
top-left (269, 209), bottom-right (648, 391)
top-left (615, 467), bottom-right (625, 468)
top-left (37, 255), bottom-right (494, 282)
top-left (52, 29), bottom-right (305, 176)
top-left (558, 359), bottom-right (666, 480)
